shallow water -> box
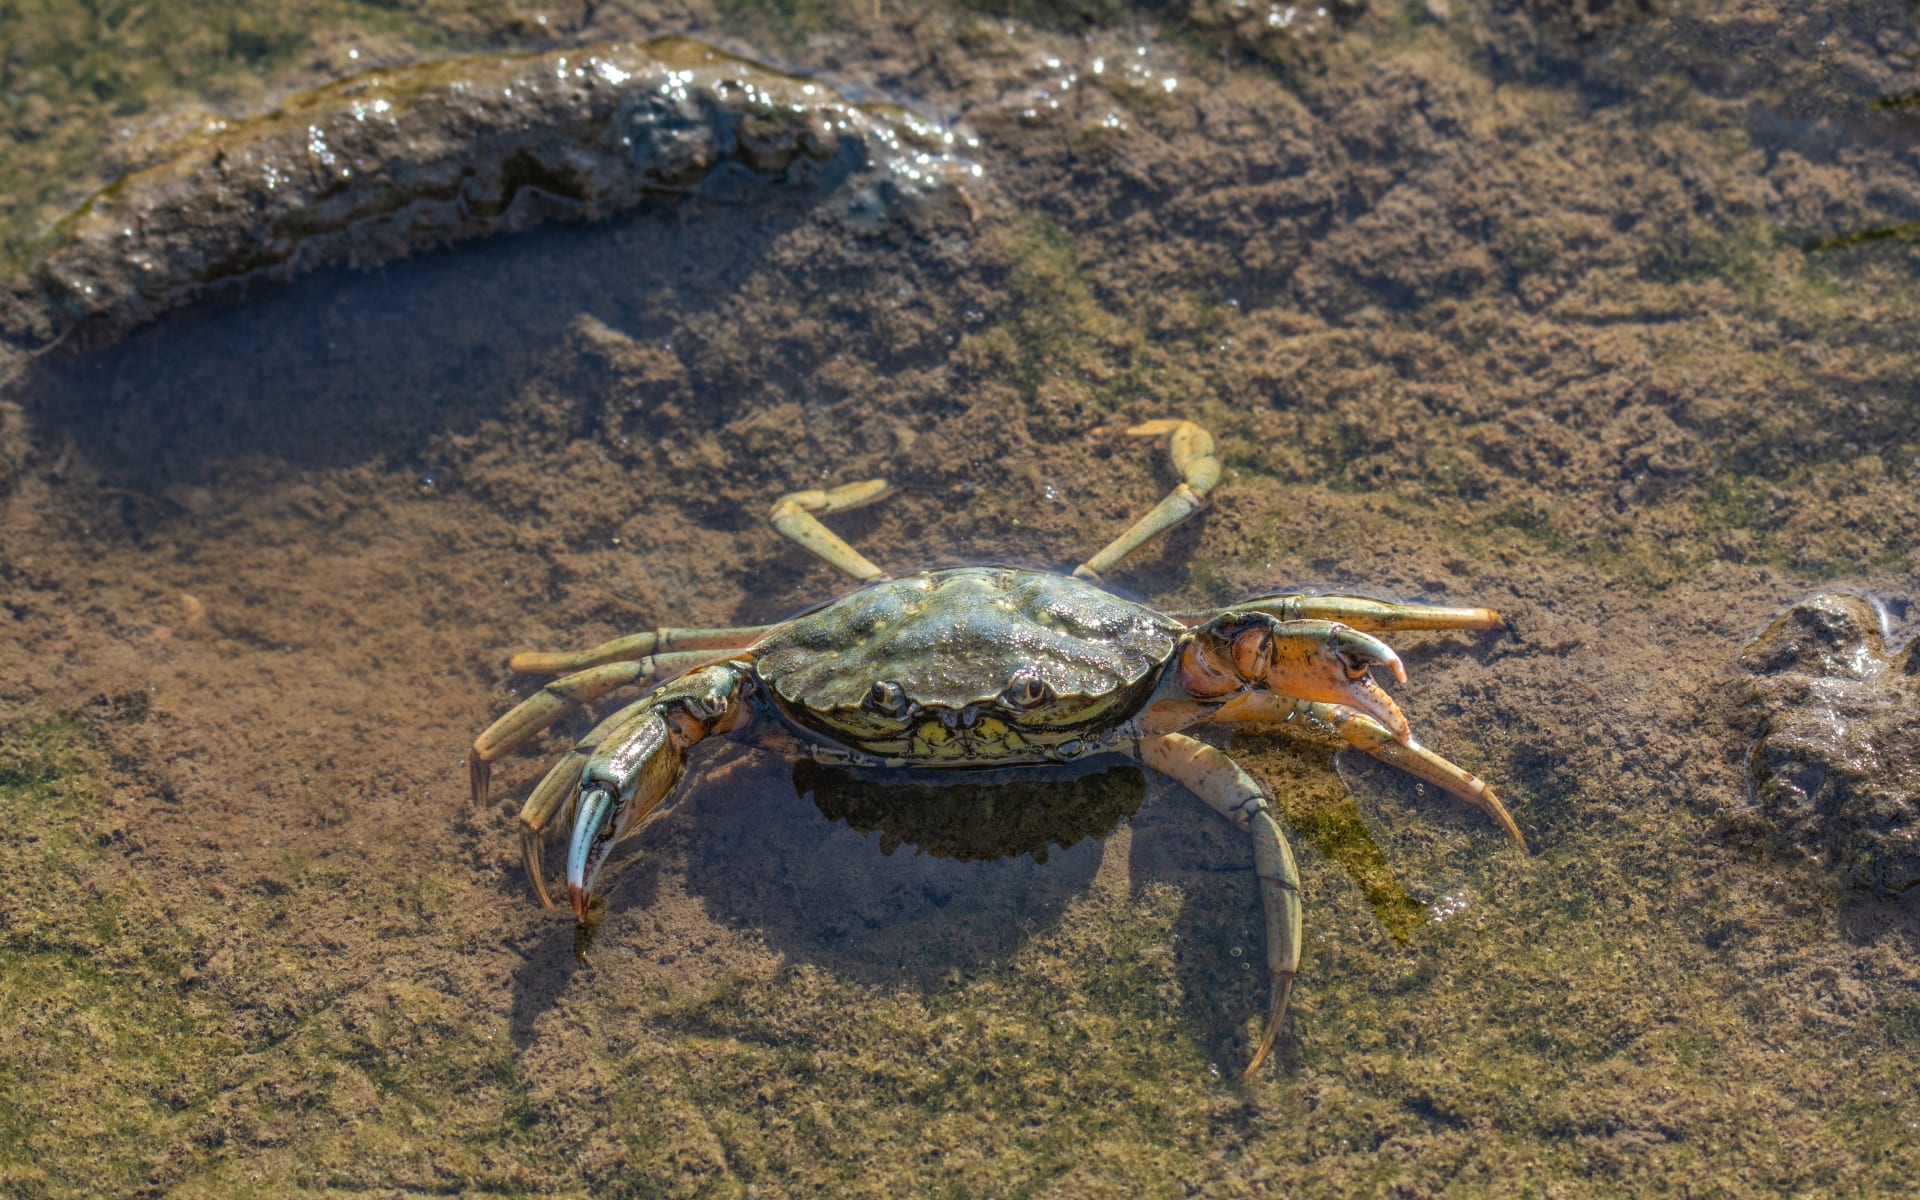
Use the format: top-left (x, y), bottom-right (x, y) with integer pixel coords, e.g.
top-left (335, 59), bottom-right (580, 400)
top-left (3, 1), bottom-right (1920, 1196)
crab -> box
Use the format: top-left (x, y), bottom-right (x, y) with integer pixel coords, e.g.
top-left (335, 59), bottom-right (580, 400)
top-left (471, 420), bottom-right (1525, 1073)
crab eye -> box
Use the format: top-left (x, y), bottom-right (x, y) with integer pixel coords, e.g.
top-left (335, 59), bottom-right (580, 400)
top-left (866, 680), bottom-right (910, 717)
top-left (1001, 673), bottom-right (1053, 710)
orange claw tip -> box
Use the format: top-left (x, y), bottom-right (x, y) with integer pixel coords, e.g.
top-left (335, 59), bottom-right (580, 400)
top-left (568, 884), bottom-right (591, 921)
top-left (1334, 627), bottom-right (1406, 685)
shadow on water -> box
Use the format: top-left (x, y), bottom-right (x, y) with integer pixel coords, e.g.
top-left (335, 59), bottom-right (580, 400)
top-left (502, 753), bottom-right (1138, 1043)
top-left (506, 744), bottom-right (1301, 1060)
top-left (507, 924), bottom-right (590, 1050)
top-left (670, 755), bottom-right (1130, 989)
top-left (18, 188), bottom-right (825, 494)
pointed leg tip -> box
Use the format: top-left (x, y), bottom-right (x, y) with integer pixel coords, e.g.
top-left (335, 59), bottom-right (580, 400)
top-left (1241, 975), bottom-right (1294, 1078)
top-left (1478, 784), bottom-right (1528, 851)
top-left (469, 757), bottom-right (491, 809)
top-left (521, 826), bottom-right (554, 908)
top-left (1241, 1015), bottom-right (1283, 1078)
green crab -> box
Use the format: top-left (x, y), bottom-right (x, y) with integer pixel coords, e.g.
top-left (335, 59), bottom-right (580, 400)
top-left (471, 421), bottom-right (1524, 1073)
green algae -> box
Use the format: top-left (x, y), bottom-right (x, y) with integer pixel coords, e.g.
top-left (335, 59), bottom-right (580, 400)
top-left (0, 718), bottom-right (233, 1198)
top-left (1803, 221), bottom-right (1920, 252)
top-left (977, 219), bottom-right (1148, 401)
top-left (0, 0), bottom-right (465, 265)
top-left (0, 716), bottom-right (549, 1196)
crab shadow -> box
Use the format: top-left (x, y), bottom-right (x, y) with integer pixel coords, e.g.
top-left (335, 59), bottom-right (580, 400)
top-left (675, 754), bottom-right (1132, 988)
top-left (503, 746), bottom-right (1285, 1063)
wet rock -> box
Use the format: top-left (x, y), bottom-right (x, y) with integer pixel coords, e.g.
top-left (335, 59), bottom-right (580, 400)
top-left (1182, 0), bottom-right (1367, 68)
top-left (1740, 593), bottom-right (1920, 893)
top-left (0, 38), bottom-right (982, 353)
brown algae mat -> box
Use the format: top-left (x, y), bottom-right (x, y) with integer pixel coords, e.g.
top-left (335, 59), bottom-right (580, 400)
top-left (3, 1), bottom-right (1920, 1196)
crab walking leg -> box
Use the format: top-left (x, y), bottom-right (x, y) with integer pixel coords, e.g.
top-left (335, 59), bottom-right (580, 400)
top-left (1075, 420), bottom-right (1221, 580)
top-left (515, 698), bottom-right (655, 908)
top-left (770, 479), bottom-right (893, 582)
top-left (1204, 694), bottom-right (1526, 850)
top-left (1138, 731), bottom-right (1300, 1077)
top-left (469, 650), bottom-right (728, 807)
top-left (1312, 702), bottom-right (1526, 850)
top-left (564, 661), bottom-right (754, 918)
top-left (1194, 593), bottom-right (1505, 634)
top-left (508, 625), bottom-right (772, 675)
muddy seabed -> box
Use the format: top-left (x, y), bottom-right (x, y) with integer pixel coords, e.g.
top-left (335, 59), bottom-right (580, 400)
top-left (4, 1), bottom-right (1920, 1196)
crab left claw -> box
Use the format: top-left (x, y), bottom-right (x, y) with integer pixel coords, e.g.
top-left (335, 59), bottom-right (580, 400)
top-left (1257, 618), bottom-right (1412, 743)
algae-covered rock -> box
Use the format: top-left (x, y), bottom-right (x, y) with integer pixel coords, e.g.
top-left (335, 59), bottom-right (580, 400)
top-left (0, 37), bottom-right (982, 352)
top-left (1740, 593), bottom-right (1920, 893)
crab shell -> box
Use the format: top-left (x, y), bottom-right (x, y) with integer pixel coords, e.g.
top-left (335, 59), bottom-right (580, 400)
top-left (752, 567), bottom-right (1182, 764)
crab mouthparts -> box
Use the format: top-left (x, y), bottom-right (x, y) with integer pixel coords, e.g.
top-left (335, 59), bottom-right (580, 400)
top-left (567, 785), bottom-right (618, 919)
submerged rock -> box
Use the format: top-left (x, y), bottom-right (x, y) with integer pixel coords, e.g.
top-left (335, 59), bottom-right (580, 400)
top-left (1740, 593), bottom-right (1920, 894)
top-left (0, 38), bottom-right (982, 353)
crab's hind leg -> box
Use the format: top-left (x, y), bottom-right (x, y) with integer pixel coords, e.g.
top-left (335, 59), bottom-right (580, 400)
top-left (470, 650), bottom-right (737, 807)
top-left (1137, 731), bottom-right (1300, 1077)
top-left (560, 660), bottom-right (756, 918)
top-left (1075, 420), bottom-right (1221, 580)
top-left (770, 479), bottom-right (893, 581)
top-left (1200, 593), bottom-right (1505, 634)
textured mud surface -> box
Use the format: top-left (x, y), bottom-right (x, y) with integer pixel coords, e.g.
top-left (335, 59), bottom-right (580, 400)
top-left (1741, 593), bottom-right (1920, 893)
top-left (3, 0), bottom-right (1920, 1197)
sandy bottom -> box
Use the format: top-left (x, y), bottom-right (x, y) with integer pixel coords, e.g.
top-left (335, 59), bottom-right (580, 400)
top-left (3, 1), bottom-right (1920, 1196)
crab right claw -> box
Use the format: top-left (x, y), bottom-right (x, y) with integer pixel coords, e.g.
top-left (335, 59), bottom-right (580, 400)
top-left (1327, 626), bottom-right (1407, 685)
top-left (1267, 622), bottom-right (1410, 742)
top-left (567, 785), bottom-right (620, 918)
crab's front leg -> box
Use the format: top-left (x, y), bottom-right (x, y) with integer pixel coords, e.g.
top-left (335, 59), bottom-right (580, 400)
top-left (1206, 694), bottom-right (1525, 850)
top-left (523, 659), bottom-right (758, 917)
top-left (1200, 592), bottom-right (1506, 634)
